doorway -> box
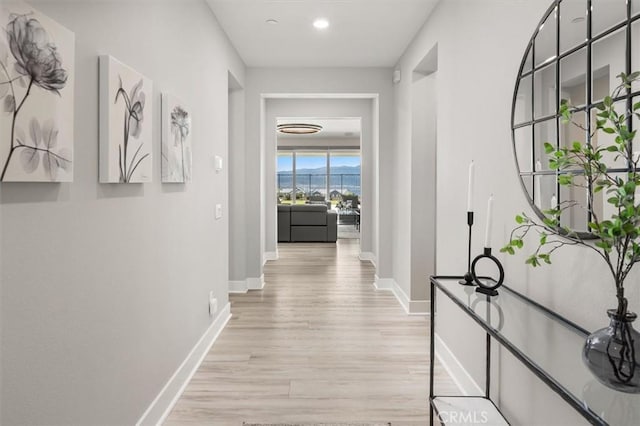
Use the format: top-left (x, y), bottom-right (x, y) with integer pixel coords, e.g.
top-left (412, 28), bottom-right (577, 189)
top-left (276, 119), bottom-right (362, 241)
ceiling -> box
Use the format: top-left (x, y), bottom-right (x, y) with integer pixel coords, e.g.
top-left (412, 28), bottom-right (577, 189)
top-left (206, 0), bottom-right (440, 67)
top-left (276, 118), bottom-right (361, 139)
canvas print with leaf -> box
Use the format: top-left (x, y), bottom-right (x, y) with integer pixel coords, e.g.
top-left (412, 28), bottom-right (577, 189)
top-left (99, 55), bottom-right (152, 183)
top-left (0, 2), bottom-right (75, 182)
top-left (162, 93), bottom-right (192, 183)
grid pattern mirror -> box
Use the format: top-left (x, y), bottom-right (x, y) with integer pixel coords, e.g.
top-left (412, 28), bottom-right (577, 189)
top-left (512, 0), bottom-right (640, 237)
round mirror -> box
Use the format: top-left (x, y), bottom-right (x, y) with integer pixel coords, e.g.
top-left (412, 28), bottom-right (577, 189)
top-left (512, 0), bottom-right (640, 237)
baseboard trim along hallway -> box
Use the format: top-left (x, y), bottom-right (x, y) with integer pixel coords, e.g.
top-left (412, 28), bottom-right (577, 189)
top-left (358, 251), bottom-right (377, 267)
top-left (247, 275), bottom-right (265, 290)
top-left (434, 333), bottom-right (482, 396)
top-left (264, 251), bottom-right (279, 262)
top-left (136, 303), bottom-right (232, 426)
top-left (373, 276), bottom-right (429, 316)
top-left (229, 280), bottom-right (249, 293)
top-left (230, 276), bottom-right (266, 293)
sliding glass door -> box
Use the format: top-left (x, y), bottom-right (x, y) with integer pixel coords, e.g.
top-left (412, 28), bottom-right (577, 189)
top-left (329, 151), bottom-right (361, 202)
top-left (296, 152), bottom-right (327, 203)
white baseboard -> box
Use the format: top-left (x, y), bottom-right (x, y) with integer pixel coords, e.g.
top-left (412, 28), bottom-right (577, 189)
top-left (136, 303), bottom-right (231, 426)
top-left (359, 251), bottom-right (377, 268)
top-left (247, 275), bottom-right (265, 290)
top-left (229, 276), bottom-right (265, 293)
top-left (409, 299), bottom-right (429, 315)
top-left (373, 274), bottom-right (393, 290)
top-left (373, 276), bottom-right (428, 316)
top-left (391, 280), bottom-right (411, 314)
top-left (228, 280), bottom-right (248, 294)
top-left (264, 251), bottom-right (278, 263)
top-left (434, 333), bottom-right (483, 396)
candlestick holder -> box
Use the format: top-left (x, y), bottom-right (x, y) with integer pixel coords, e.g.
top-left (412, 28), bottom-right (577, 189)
top-left (459, 211), bottom-right (475, 286)
top-left (471, 247), bottom-right (505, 296)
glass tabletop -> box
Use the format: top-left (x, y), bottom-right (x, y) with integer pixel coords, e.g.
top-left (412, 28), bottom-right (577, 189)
top-left (432, 277), bottom-right (640, 426)
top-left (336, 208), bottom-right (359, 214)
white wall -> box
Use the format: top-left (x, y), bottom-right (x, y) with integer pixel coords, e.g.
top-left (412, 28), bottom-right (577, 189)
top-left (229, 75), bottom-right (246, 282)
top-left (0, 0), bottom-right (244, 424)
top-left (241, 68), bottom-right (394, 284)
top-left (410, 73), bottom-right (437, 304)
top-left (394, 0), bottom-right (640, 424)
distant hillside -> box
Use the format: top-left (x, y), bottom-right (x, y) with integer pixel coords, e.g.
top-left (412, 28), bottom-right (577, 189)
top-left (277, 164), bottom-right (361, 195)
top-left (278, 165), bottom-right (360, 175)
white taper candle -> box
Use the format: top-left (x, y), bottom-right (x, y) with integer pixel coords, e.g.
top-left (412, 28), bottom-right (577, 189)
top-left (484, 195), bottom-right (494, 248)
top-left (467, 161), bottom-right (475, 212)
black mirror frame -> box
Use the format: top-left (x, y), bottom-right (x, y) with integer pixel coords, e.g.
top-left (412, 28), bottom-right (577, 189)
top-left (511, 0), bottom-right (640, 239)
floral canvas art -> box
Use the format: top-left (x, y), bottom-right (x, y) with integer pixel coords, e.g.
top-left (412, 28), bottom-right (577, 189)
top-left (0, 2), bottom-right (75, 182)
top-left (161, 93), bottom-right (192, 183)
top-left (99, 55), bottom-right (152, 183)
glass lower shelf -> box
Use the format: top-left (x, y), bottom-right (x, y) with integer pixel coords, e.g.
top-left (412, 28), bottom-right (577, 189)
top-left (432, 396), bottom-right (508, 426)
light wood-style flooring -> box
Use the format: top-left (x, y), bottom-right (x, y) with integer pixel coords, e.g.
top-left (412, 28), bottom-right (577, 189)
top-left (166, 240), bottom-right (456, 425)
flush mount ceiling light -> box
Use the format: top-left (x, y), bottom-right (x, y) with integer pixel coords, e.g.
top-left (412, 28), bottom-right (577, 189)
top-left (313, 18), bottom-right (330, 29)
top-left (266, 18), bottom-right (279, 25)
top-left (571, 16), bottom-right (585, 24)
top-left (277, 123), bottom-right (323, 135)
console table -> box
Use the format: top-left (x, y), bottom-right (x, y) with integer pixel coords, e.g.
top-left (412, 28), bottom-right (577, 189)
top-left (429, 276), bottom-right (640, 426)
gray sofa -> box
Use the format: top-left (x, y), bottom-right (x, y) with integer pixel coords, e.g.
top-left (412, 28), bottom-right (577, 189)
top-left (278, 205), bottom-right (337, 242)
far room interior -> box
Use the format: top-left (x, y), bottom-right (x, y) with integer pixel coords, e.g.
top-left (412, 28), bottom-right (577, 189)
top-left (276, 117), bottom-right (362, 243)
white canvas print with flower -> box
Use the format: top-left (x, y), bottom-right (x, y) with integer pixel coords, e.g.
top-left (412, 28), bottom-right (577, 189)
top-left (0, 2), bottom-right (74, 182)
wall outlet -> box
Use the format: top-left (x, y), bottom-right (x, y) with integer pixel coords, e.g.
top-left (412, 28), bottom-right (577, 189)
top-left (208, 291), bottom-right (218, 317)
top-left (215, 204), bottom-right (222, 219)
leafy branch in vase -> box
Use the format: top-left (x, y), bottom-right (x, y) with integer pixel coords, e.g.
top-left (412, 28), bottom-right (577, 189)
top-left (0, 13), bottom-right (70, 181)
top-left (502, 72), bottom-right (640, 319)
top-left (114, 76), bottom-right (148, 183)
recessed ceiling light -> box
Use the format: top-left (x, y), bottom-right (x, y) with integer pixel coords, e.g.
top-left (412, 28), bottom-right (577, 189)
top-left (266, 19), bottom-right (278, 25)
top-left (313, 18), bottom-right (329, 30)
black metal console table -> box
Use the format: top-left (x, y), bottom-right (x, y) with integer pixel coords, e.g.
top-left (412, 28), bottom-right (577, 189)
top-left (429, 276), bottom-right (640, 426)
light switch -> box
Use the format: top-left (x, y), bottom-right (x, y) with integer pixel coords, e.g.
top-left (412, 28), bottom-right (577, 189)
top-left (215, 204), bottom-right (223, 219)
top-left (215, 156), bottom-right (223, 172)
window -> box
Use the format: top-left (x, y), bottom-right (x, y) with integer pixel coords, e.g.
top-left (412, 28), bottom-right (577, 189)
top-left (277, 152), bottom-right (294, 204)
top-left (329, 151), bottom-right (361, 201)
top-left (296, 152), bottom-right (327, 202)
top-left (277, 150), bottom-right (361, 206)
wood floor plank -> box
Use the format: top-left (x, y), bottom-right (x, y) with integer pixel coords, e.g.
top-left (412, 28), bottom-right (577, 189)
top-left (165, 240), bottom-right (456, 425)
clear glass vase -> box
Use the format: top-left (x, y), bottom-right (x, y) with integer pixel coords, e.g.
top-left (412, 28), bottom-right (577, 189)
top-left (583, 309), bottom-right (640, 393)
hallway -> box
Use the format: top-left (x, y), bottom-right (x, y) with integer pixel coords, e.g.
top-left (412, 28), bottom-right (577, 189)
top-left (166, 240), bottom-right (456, 425)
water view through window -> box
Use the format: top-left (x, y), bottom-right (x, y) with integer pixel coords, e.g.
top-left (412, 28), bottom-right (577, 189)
top-left (277, 150), bottom-right (361, 205)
